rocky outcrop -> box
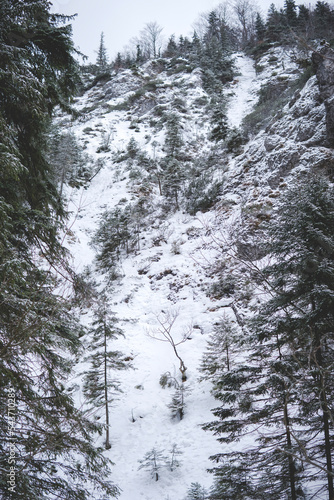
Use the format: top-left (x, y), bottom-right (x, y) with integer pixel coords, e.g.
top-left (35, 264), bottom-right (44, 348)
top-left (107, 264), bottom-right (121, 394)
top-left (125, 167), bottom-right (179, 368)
top-left (312, 46), bottom-right (334, 147)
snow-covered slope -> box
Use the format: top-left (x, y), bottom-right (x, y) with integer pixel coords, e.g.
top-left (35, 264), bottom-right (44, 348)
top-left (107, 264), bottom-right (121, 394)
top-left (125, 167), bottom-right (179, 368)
top-left (226, 53), bottom-right (259, 128)
top-left (56, 47), bottom-right (331, 499)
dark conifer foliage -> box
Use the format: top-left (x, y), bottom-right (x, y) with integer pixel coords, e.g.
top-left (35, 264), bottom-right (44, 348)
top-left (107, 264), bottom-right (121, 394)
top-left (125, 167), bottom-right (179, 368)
top-left (93, 206), bottom-right (133, 278)
top-left (138, 448), bottom-right (168, 481)
top-left (255, 12), bottom-right (266, 42)
top-left (0, 1), bottom-right (118, 498)
top-left (209, 104), bottom-right (229, 143)
top-left (96, 31), bottom-right (109, 73)
top-left (285, 0), bottom-right (298, 26)
top-left (254, 177), bottom-right (334, 499)
top-left (204, 176), bottom-right (334, 499)
top-left (185, 482), bottom-right (208, 500)
top-left (265, 3), bottom-right (285, 43)
top-left (259, 0), bottom-right (334, 47)
top-left (164, 34), bottom-right (179, 58)
top-left (314, 1), bottom-right (334, 38)
top-left (161, 112), bottom-right (185, 209)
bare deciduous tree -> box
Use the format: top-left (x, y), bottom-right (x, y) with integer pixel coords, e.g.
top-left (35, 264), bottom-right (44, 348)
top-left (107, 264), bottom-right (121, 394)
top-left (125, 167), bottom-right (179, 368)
top-left (140, 21), bottom-right (164, 58)
top-left (233, 0), bottom-right (258, 46)
top-left (148, 309), bottom-right (191, 381)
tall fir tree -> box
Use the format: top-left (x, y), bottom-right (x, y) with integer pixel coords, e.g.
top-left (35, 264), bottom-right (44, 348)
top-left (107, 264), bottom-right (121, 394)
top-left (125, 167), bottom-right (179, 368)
top-left (0, 1), bottom-right (118, 497)
top-left (297, 4), bottom-right (311, 36)
top-left (164, 34), bottom-right (179, 58)
top-left (83, 298), bottom-right (129, 450)
top-left (209, 103), bottom-right (229, 143)
top-left (200, 315), bottom-right (240, 392)
top-left (138, 448), bottom-right (167, 481)
top-left (284, 0), bottom-right (298, 26)
top-left (185, 482), bottom-right (208, 500)
top-left (255, 12), bottom-right (266, 42)
top-left (266, 3), bottom-right (285, 42)
top-left (314, 1), bottom-right (334, 38)
top-left (96, 31), bottom-right (109, 73)
top-left (93, 206), bottom-right (132, 278)
top-left (161, 113), bottom-right (185, 209)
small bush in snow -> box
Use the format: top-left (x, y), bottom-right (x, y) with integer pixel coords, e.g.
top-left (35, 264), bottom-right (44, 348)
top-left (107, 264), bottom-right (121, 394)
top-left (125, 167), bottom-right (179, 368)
top-left (168, 384), bottom-right (190, 420)
top-left (159, 371), bottom-right (179, 389)
top-left (171, 239), bottom-right (182, 255)
top-left (138, 448), bottom-right (167, 481)
top-left (138, 444), bottom-right (183, 481)
top-left (184, 482), bottom-right (208, 499)
top-left (166, 444), bottom-right (183, 471)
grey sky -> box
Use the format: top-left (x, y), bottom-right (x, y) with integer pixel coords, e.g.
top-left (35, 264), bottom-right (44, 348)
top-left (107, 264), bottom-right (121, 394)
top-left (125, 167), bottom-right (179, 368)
top-left (51, 0), bottom-right (284, 63)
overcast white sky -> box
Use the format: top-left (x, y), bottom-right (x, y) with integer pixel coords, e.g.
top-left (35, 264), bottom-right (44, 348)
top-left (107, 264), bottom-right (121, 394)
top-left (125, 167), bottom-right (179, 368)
top-left (51, 0), bottom-right (284, 63)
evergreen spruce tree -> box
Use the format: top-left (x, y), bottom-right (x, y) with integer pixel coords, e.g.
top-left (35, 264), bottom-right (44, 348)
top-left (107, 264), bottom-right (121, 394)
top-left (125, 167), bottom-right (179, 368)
top-left (185, 482), bottom-right (208, 500)
top-left (166, 443), bottom-right (183, 471)
top-left (83, 299), bottom-right (129, 450)
top-left (138, 448), bottom-right (167, 481)
top-left (314, 1), bottom-right (334, 39)
top-left (96, 31), bottom-right (109, 73)
top-left (190, 31), bottom-right (202, 65)
top-left (209, 103), bottom-right (229, 143)
top-left (297, 4), bottom-right (311, 36)
top-left (127, 137), bottom-right (139, 159)
top-left (161, 113), bottom-right (185, 209)
top-left (200, 315), bottom-right (240, 392)
top-left (284, 0), bottom-right (298, 26)
top-left (114, 52), bottom-right (123, 72)
top-left (164, 112), bottom-right (183, 157)
top-left (255, 12), bottom-right (266, 42)
top-left (203, 329), bottom-right (305, 499)
top-left (206, 11), bottom-right (221, 43)
top-left (0, 1), bottom-right (118, 497)
top-left (93, 206), bottom-right (132, 277)
top-left (198, 9), bottom-right (235, 93)
top-left (47, 127), bottom-right (92, 193)
top-left (266, 3), bottom-right (285, 42)
top-left (164, 34), bottom-right (179, 58)
top-left (161, 156), bottom-right (184, 210)
top-left (168, 384), bottom-right (189, 420)
top-left (136, 44), bottom-right (144, 64)
top-left (178, 35), bottom-right (185, 53)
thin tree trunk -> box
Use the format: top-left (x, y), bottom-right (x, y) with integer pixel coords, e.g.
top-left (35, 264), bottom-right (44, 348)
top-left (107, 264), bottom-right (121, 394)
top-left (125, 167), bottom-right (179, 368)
top-left (278, 338), bottom-right (297, 499)
top-left (321, 386), bottom-right (334, 499)
top-left (313, 319), bottom-right (333, 499)
top-left (104, 323), bottom-right (111, 450)
top-left (157, 176), bottom-right (162, 195)
top-left (226, 342), bottom-right (230, 371)
top-left (171, 341), bottom-right (187, 381)
top-left (283, 395), bottom-right (297, 500)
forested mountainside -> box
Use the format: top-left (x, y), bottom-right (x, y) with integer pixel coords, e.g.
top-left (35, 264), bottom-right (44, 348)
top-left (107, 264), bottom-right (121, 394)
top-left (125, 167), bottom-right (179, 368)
top-left (1, 1), bottom-right (334, 499)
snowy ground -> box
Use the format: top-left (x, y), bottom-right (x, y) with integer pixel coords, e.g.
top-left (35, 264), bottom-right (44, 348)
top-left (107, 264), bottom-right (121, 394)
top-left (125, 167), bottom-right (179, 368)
top-left (65, 54), bottom-right (265, 499)
top-left (226, 53), bottom-right (260, 128)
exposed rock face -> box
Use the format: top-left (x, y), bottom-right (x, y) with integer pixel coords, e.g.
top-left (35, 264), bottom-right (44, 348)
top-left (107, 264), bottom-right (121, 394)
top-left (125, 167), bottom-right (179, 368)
top-left (312, 47), bottom-right (334, 147)
top-left (224, 71), bottom-right (331, 200)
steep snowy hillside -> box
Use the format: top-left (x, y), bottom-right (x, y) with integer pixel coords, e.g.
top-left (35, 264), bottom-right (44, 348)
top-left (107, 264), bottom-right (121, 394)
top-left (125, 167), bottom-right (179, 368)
top-left (54, 45), bottom-right (333, 499)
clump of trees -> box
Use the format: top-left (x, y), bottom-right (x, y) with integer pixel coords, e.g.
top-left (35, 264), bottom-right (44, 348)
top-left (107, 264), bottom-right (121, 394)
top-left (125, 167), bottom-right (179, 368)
top-left (202, 176), bottom-right (334, 499)
top-left (138, 444), bottom-right (182, 481)
top-left (253, 0), bottom-right (334, 49)
top-left (0, 1), bottom-right (119, 498)
top-left (85, 1), bottom-right (334, 77)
